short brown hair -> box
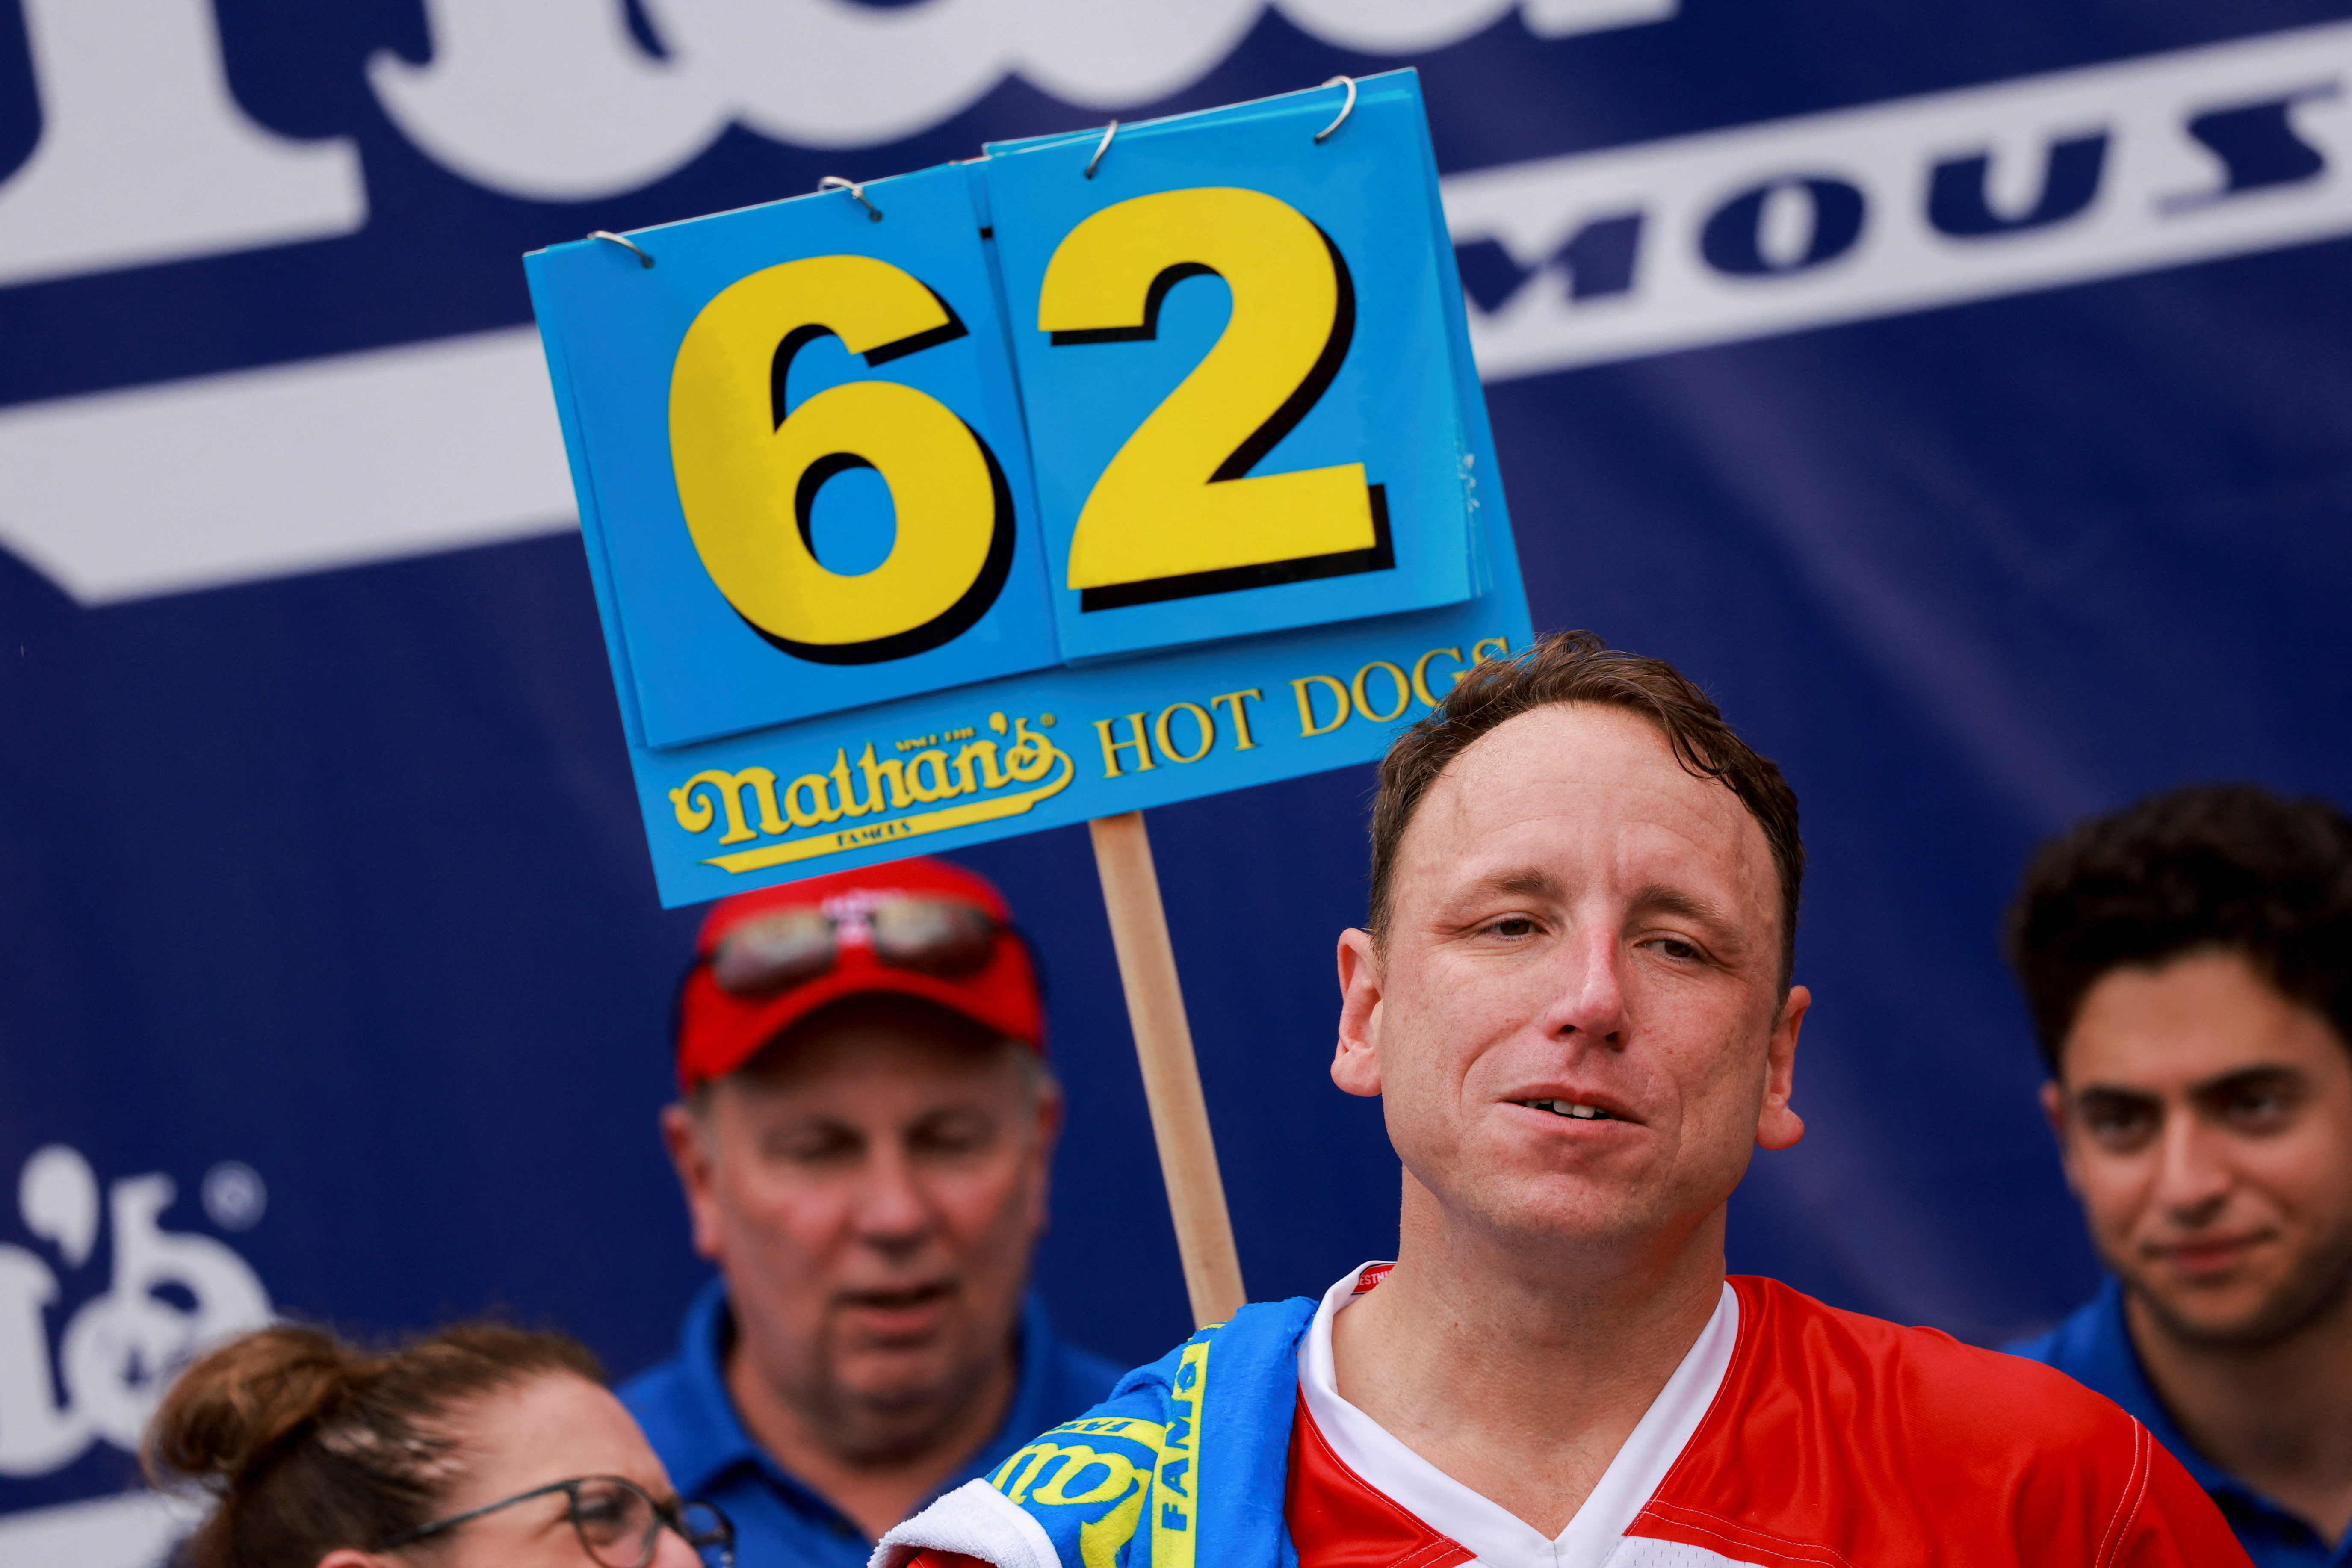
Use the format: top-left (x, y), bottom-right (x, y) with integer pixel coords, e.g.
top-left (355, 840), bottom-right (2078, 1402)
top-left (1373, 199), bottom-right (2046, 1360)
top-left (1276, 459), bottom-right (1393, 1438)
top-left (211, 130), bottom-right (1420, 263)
top-left (145, 1320), bottom-right (603, 1568)
top-left (1368, 629), bottom-right (1804, 986)
top-left (2007, 783), bottom-right (2352, 1074)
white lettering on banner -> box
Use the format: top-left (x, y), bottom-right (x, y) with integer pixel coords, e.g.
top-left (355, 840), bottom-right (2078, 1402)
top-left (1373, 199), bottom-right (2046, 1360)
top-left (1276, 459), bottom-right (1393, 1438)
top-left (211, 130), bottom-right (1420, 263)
top-left (0, 20), bottom-right (2346, 605)
top-left (0, 1491), bottom-right (203, 1568)
top-left (1447, 18), bottom-right (2352, 379)
top-left (367, 0), bottom-right (1672, 198)
top-left (1518, 0), bottom-right (1678, 38)
top-left (0, 0), bottom-right (365, 289)
top-left (0, 0), bottom-right (1683, 257)
top-left (367, 0), bottom-right (729, 205)
top-left (0, 329), bottom-right (576, 603)
top-left (0, 1146), bottom-right (273, 1479)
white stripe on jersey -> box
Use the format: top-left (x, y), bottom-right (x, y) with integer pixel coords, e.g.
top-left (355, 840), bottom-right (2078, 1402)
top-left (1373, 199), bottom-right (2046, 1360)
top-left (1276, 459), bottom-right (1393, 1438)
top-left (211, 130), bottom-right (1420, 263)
top-left (1295, 1263), bottom-right (1742, 1568)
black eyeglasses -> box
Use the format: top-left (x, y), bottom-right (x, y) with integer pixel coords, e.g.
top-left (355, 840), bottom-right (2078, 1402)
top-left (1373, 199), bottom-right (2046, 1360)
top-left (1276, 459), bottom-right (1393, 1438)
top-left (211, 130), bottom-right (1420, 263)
top-left (379, 1474), bottom-right (733, 1568)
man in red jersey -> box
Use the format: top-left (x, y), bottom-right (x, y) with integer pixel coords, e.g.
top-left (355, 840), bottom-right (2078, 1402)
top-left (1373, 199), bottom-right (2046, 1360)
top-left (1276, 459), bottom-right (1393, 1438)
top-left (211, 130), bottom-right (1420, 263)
top-left (877, 629), bottom-right (2246, 1568)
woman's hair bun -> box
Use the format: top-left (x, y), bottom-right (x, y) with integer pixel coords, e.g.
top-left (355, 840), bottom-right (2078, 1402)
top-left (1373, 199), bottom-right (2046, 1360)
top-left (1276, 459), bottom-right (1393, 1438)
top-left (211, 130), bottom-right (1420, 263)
top-left (145, 1324), bottom-right (360, 1488)
top-left (143, 1317), bottom-right (603, 1568)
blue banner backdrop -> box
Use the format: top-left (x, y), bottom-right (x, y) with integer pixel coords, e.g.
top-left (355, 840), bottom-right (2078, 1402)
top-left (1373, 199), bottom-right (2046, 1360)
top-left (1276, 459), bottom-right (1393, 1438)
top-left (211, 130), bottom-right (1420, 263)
top-left (3, 1), bottom-right (2349, 1558)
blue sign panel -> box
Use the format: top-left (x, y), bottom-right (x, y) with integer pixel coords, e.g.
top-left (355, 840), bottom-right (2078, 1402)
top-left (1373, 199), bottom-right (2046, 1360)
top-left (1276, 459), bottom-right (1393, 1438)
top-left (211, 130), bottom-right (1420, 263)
top-left (527, 71), bottom-right (1528, 905)
top-left (983, 73), bottom-right (1477, 661)
top-left (528, 162), bottom-right (1061, 749)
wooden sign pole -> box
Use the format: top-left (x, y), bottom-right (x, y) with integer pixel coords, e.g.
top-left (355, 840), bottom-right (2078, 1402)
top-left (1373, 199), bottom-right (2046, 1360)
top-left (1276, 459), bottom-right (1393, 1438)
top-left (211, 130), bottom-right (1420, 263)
top-left (1088, 811), bottom-right (1247, 1328)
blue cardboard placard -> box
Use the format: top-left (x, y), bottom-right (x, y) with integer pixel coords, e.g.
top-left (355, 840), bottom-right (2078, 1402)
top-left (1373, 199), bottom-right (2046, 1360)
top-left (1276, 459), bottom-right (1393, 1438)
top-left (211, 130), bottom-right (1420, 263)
top-left (525, 163), bottom-right (1061, 750)
top-left (525, 71), bottom-right (1531, 907)
top-left (982, 72), bottom-right (1477, 662)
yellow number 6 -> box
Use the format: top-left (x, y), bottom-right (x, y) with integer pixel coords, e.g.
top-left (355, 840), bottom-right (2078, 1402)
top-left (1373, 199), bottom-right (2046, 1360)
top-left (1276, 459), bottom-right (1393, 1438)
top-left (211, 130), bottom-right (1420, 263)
top-left (1040, 187), bottom-right (1381, 611)
top-left (670, 254), bottom-right (1014, 664)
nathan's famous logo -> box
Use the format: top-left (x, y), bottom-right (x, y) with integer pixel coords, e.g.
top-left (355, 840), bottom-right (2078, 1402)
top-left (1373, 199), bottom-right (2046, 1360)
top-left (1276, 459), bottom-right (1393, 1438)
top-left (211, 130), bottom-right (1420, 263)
top-left (0, 1146), bottom-right (272, 1479)
top-left (670, 710), bottom-right (1071, 873)
top-left (984, 1336), bottom-right (1211, 1568)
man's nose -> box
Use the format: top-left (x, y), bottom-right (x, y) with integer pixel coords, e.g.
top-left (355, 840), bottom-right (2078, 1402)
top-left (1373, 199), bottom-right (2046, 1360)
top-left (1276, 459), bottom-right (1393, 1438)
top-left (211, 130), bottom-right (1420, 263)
top-left (850, 1144), bottom-right (936, 1250)
top-left (1539, 925), bottom-right (1630, 1046)
top-left (2150, 1114), bottom-right (2233, 1224)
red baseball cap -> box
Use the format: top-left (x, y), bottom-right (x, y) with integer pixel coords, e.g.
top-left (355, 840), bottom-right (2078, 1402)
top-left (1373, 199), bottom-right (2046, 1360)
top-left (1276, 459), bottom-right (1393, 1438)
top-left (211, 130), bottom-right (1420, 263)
top-left (674, 857), bottom-right (1042, 1093)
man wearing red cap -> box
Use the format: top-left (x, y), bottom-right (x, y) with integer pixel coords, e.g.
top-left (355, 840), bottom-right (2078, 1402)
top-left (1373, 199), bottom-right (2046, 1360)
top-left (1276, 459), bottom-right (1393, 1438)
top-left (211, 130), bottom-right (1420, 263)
top-left (620, 856), bottom-right (1122, 1568)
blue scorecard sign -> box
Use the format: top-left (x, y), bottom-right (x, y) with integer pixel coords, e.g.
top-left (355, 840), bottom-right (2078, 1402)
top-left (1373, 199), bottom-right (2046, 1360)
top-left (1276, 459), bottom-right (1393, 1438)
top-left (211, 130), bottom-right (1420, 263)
top-left (526, 71), bottom-right (1531, 907)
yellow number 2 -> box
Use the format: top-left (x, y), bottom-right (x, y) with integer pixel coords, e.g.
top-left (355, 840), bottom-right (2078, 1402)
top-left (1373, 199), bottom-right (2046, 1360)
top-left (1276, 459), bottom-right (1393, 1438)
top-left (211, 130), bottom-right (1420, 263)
top-left (1040, 187), bottom-right (1382, 611)
top-left (670, 254), bottom-right (1014, 664)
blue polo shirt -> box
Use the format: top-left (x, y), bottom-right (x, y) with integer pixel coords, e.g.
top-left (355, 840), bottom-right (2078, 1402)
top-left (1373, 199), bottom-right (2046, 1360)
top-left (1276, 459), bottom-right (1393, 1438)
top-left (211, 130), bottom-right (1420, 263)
top-left (2009, 1278), bottom-right (2347, 1567)
top-left (620, 1279), bottom-right (1123, 1568)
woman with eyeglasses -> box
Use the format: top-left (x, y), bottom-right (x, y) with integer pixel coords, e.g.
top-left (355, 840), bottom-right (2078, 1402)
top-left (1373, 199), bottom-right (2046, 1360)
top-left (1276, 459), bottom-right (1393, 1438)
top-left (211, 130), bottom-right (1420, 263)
top-left (146, 1321), bottom-right (734, 1568)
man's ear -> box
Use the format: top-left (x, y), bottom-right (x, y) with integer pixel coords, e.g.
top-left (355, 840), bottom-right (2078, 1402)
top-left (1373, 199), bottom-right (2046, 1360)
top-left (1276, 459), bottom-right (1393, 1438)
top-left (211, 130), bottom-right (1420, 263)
top-left (1332, 928), bottom-right (1386, 1099)
top-left (1024, 1072), bottom-right (1065, 1233)
top-left (1755, 984), bottom-right (1809, 1151)
top-left (661, 1099), bottom-right (727, 1264)
top-left (1031, 1072), bottom-right (1067, 1153)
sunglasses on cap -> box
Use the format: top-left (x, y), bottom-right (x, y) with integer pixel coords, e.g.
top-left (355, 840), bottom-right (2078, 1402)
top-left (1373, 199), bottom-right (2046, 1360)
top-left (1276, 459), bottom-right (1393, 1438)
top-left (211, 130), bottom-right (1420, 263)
top-left (708, 897), bottom-right (1003, 995)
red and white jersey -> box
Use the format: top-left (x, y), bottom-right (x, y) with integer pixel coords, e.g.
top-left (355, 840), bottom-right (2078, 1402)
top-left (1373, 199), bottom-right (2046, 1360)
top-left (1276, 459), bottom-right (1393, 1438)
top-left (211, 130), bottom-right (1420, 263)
top-left (1286, 1262), bottom-right (2249, 1568)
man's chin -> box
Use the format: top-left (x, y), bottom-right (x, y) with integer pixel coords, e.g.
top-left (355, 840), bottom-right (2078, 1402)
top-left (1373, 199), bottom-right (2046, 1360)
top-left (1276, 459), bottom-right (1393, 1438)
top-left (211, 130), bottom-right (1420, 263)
top-left (1455, 1175), bottom-right (1667, 1252)
top-left (813, 1355), bottom-right (992, 1461)
top-left (2132, 1269), bottom-right (2339, 1349)
top-left (829, 1341), bottom-right (983, 1409)
top-left (831, 1344), bottom-right (956, 1394)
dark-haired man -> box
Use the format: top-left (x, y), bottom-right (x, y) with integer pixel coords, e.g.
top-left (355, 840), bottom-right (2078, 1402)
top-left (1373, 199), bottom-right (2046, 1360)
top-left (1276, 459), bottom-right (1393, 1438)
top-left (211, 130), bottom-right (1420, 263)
top-left (621, 857), bottom-right (1122, 1568)
top-left (879, 629), bottom-right (2243, 1568)
top-left (2006, 785), bottom-right (2352, 1566)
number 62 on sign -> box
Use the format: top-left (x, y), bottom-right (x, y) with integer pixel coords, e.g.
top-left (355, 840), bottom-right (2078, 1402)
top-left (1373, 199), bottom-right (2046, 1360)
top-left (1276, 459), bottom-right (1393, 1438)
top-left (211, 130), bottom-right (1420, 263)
top-left (526, 70), bottom-right (1530, 906)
